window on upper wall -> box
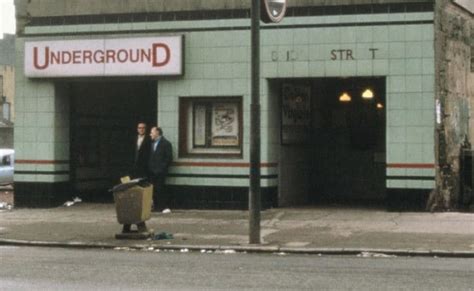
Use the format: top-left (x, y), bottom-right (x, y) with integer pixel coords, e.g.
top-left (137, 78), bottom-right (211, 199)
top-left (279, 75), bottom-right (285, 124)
top-left (179, 97), bottom-right (243, 157)
top-left (0, 76), bottom-right (3, 97)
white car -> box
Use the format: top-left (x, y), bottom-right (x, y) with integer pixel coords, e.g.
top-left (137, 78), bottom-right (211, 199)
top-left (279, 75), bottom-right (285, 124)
top-left (0, 149), bottom-right (14, 185)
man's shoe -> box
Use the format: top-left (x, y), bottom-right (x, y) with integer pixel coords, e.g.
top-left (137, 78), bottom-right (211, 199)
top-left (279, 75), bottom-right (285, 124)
top-left (137, 222), bottom-right (148, 233)
top-left (122, 224), bottom-right (131, 233)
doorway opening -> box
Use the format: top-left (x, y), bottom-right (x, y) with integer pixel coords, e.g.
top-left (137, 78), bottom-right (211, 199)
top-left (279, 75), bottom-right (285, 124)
top-left (68, 81), bottom-right (157, 202)
top-left (276, 77), bottom-right (386, 206)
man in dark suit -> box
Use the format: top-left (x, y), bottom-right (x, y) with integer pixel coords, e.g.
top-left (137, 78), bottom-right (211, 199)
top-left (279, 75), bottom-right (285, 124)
top-left (148, 126), bottom-right (173, 208)
top-left (122, 122), bottom-right (152, 234)
top-left (133, 122), bottom-right (152, 178)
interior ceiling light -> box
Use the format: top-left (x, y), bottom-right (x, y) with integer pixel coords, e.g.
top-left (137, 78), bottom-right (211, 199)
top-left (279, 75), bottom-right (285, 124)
top-left (376, 102), bottom-right (384, 109)
top-left (362, 89), bottom-right (374, 99)
top-left (339, 92), bottom-right (351, 102)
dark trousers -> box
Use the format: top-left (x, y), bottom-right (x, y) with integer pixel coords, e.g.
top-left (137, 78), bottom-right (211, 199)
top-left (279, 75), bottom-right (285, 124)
top-left (150, 175), bottom-right (170, 208)
top-left (131, 164), bottom-right (149, 180)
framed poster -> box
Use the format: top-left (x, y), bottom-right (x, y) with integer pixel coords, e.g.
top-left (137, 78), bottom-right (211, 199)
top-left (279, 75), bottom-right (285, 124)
top-left (281, 83), bottom-right (311, 145)
top-left (193, 104), bottom-right (207, 147)
top-left (211, 102), bottom-right (239, 146)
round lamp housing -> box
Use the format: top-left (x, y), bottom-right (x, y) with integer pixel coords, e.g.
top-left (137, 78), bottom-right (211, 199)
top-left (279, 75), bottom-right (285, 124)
top-left (261, 0), bottom-right (287, 23)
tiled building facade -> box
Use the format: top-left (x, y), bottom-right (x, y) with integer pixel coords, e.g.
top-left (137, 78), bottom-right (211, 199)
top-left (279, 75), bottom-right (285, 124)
top-left (12, 0), bottom-right (473, 209)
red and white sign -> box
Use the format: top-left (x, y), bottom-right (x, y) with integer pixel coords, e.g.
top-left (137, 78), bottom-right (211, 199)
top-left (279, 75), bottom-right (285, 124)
top-left (25, 36), bottom-right (183, 77)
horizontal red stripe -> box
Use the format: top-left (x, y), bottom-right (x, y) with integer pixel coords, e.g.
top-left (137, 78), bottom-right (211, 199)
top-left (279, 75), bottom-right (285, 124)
top-left (14, 160), bottom-right (431, 169)
top-left (15, 160), bottom-right (278, 167)
top-left (387, 163), bottom-right (435, 169)
top-left (15, 160), bottom-right (70, 165)
top-left (172, 162), bottom-right (278, 168)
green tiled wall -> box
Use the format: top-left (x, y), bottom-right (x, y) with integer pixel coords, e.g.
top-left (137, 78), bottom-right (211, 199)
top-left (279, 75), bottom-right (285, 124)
top-left (18, 11), bottom-right (435, 189)
top-left (14, 38), bottom-right (71, 183)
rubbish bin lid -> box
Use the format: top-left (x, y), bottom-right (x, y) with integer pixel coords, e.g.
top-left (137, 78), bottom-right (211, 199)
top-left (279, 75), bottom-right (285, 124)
top-left (109, 178), bottom-right (148, 192)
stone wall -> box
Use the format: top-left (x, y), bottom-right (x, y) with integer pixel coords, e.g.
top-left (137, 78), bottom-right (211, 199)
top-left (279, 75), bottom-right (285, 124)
top-left (469, 27), bottom-right (474, 145)
top-left (0, 34), bottom-right (15, 66)
top-left (0, 65), bottom-right (15, 121)
top-left (0, 34), bottom-right (15, 122)
top-left (432, 0), bottom-right (473, 210)
top-left (0, 128), bottom-right (13, 148)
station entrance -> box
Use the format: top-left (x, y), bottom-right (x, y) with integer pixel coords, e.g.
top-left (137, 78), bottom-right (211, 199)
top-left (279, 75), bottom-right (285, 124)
top-left (67, 81), bottom-right (157, 201)
top-left (275, 77), bottom-right (386, 206)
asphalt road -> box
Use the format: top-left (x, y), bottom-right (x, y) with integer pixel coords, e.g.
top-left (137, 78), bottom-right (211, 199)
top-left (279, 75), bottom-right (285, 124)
top-left (0, 246), bottom-right (473, 290)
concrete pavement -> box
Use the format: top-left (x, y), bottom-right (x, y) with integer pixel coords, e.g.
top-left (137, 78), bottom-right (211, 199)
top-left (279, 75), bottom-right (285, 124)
top-left (0, 203), bottom-right (473, 257)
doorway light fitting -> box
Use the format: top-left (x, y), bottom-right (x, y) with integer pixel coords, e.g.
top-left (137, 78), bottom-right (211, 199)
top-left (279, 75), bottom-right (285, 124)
top-left (362, 88), bottom-right (374, 99)
top-left (339, 92), bottom-right (351, 102)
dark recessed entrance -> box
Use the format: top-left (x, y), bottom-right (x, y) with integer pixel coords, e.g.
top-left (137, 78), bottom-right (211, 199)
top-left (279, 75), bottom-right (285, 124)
top-left (68, 81), bottom-right (157, 202)
top-left (276, 77), bottom-right (386, 206)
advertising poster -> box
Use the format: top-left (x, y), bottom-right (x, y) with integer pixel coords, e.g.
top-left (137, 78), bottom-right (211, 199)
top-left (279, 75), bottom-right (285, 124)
top-left (211, 103), bottom-right (239, 146)
top-left (281, 84), bottom-right (311, 144)
top-left (193, 104), bottom-right (207, 147)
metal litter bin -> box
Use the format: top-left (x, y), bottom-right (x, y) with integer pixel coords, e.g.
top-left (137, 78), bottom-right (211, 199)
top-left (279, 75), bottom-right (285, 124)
top-left (111, 178), bottom-right (153, 239)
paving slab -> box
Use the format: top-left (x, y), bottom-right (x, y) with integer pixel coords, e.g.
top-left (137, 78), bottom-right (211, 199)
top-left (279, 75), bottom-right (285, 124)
top-left (0, 203), bottom-right (473, 257)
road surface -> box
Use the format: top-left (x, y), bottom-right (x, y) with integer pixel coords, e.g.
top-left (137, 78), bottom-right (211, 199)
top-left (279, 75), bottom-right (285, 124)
top-left (0, 246), bottom-right (472, 290)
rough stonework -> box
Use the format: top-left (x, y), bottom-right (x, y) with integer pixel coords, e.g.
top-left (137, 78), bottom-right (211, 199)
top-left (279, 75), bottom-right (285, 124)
top-left (431, 0), bottom-right (474, 211)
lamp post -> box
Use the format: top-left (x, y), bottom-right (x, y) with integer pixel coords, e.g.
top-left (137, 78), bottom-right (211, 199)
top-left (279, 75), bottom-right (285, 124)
top-left (249, 0), bottom-right (287, 244)
top-left (249, 0), bottom-right (262, 244)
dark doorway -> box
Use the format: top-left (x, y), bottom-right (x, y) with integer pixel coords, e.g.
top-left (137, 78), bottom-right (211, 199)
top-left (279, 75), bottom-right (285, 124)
top-left (309, 77), bottom-right (386, 204)
top-left (69, 81), bottom-right (157, 202)
top-left (277, 77), bottom-right (386, 206)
